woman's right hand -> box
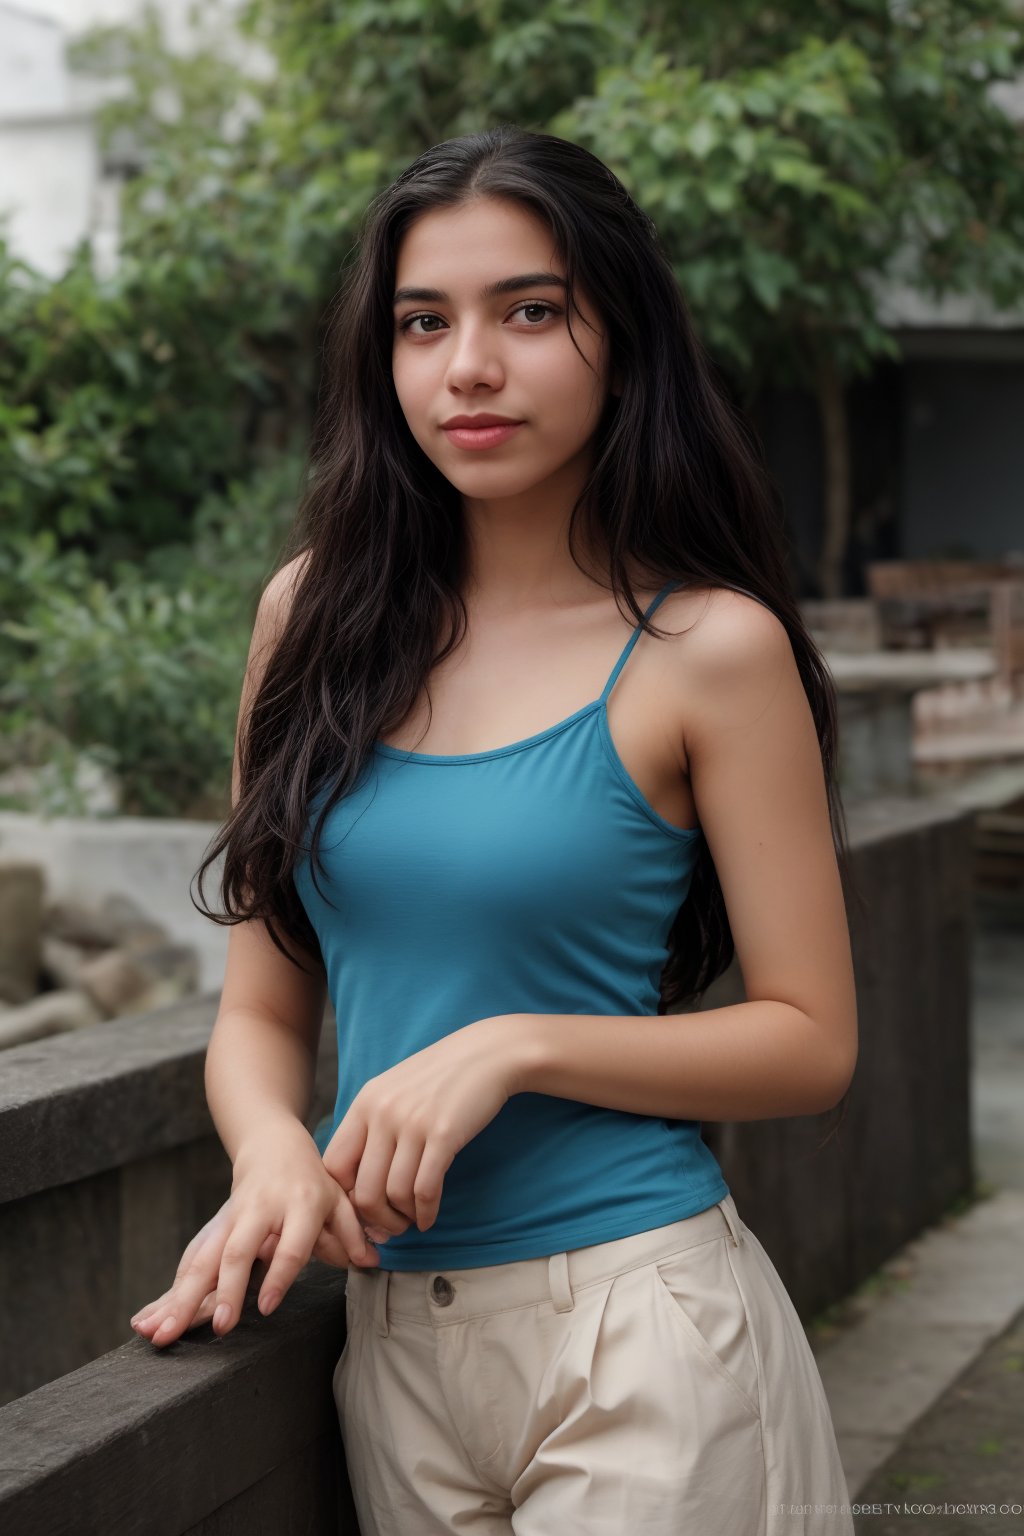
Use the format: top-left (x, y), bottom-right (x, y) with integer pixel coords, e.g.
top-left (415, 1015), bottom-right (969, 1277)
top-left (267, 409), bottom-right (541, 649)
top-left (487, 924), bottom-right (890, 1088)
top-left (129, 1123), bottom-right (391, 1349)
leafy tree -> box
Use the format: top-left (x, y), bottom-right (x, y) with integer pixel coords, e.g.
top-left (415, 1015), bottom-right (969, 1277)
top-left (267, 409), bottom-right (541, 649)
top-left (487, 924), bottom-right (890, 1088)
top-left (3, 0), bottom-right (1023, 811)
top-left (22, 0), bottom-right (1024, 595)
top-left (0, 452), bottom-right (301, 816)
top-left (554, 1), bottom-right (1024, 593)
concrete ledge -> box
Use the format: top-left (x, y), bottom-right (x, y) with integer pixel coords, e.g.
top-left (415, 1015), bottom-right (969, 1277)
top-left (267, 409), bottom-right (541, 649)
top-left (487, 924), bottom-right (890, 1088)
top-left (0, 1262), bottom-right (358, 1535)
top-left (0, 997), bottom-right (338, 1403)
top-left (0, 995), bottom-right (218, 1204)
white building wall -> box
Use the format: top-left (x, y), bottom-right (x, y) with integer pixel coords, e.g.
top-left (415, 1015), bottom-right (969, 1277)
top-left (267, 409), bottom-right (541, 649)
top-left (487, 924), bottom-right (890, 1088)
top-left (16, 0), bottom-right (249, 52)
top-left (0, 0), bottom-right (259, 279)
top-left (0, 4), bottom-right (66, 114)
top-left (0, 113), bottom-right (101, 278)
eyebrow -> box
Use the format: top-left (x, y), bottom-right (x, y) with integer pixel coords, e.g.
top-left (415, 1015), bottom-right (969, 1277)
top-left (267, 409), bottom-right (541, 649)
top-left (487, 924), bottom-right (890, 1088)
top-left (392, 271), bottom-right (569, 306)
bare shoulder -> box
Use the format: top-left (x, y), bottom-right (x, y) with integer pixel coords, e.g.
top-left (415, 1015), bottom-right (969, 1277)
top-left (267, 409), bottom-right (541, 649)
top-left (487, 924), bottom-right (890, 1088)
top-left (261, 548), bottom-right (313, 624)
top-left (232, 550), bottom-right (313, 792)
top-left (654, 584), bottom-right (801, 764)
top-left (661, 584), bottom-right (791, 667)
top-left (246, 550), bottom-right (314, 666)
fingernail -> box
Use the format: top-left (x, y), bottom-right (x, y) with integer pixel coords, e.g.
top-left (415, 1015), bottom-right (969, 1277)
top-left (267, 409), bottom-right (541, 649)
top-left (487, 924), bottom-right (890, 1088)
top-left (259, 1290), bottom-right (280, 1316)
top-left (213, 1304), bottom-right (230, 1330)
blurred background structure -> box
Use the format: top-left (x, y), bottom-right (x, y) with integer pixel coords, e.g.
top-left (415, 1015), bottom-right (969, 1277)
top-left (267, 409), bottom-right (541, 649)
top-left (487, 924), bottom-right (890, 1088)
top-left (1, 4), bottom-right (1023, 1531)
top-left (0, 1), bottom-right (263, 280)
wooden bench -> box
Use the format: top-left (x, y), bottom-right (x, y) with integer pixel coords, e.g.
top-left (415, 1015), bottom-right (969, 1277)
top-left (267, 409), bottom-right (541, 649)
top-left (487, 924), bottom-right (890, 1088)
top-left (865, 560), bottom-right (1024, 687)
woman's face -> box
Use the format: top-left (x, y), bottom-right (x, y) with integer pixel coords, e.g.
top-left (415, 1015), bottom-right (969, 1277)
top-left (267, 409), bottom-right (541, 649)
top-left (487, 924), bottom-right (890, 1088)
top-left (391, 197), bottom-right (618, 503)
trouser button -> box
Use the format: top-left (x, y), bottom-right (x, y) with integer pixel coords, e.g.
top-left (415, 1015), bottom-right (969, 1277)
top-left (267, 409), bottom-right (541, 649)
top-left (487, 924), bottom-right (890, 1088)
top-left (431, 1275), bottom-right (455, 1305)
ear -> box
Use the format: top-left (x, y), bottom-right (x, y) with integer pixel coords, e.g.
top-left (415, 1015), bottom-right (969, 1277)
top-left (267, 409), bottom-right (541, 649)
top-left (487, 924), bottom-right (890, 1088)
top-left (611, 366), bottom-right (623, 398)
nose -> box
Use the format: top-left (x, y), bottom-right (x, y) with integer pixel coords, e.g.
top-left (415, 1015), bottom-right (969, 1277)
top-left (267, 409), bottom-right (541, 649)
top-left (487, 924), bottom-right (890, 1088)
top-left (443, 318), bottom-right (505, 393)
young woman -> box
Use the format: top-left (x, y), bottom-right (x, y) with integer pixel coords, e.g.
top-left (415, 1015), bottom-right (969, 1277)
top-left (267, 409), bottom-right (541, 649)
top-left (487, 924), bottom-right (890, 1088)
top-left (130, 125), bottom-right (859, 1535)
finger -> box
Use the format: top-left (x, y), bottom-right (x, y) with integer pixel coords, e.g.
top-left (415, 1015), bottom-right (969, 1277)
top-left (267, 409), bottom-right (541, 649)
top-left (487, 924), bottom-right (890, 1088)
top-left (322, 1114), bottom-right (368, 1199)
top-left (174, 1200), bottom-right (235, 1282)
top-left (134, 1224), bottom-right (299, 1341)
top-left (311, 1221), bottom-right (351, 1269)
top-left (353, 1198), bottom-right (413, 1238)
top-left (209, 1215), bottom-right (277, 1336)
top-left (314, 1207), bottom-right (375, 1269)
top-left (345, 1191), bottom-right (407, 1242)
top-left (252, 1207), bottom-right (323, 1316)
top-left (131, 1287), bottom-right (175, 1327)
top-left (381, 1133), bottom-right (427, 1232)
top-left (145, 1210), bottom-right (255, 1347)
top-left (131, 1205), bottom-right (242, 1329)
top-left (333, 1189), bottom-right (380, 1269)
top-left (408, 1137), bottom-right (450, 1232)
top-left (362, 1223), bottom-right (394, 1244)
top-left (132, 1259), bottom-right (234, 1329)
top-left (251, 1231), bottom-right (280, 1279)
top-left (350, 1127), bottom-right (408, 1232)
top-left (135, 1206), bottom-right (242, 1337)
top-left (343, 1203), bottom-right (407, 1246)
top-left (138, 1258), bottom-right (222, 1345)
top-left (131, 1241), bottom-right (221, 1339)
top-left (182, 1289), bottom-right (219, 1331)
top-left (132, 1215), bottom-right (282, 1341)
top-left (132, 1290), bottom-right (216, 1339)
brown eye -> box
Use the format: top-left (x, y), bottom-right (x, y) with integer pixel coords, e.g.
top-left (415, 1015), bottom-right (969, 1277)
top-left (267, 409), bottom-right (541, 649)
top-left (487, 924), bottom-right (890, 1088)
top-left (514, 302), bottom-right (559, 324)
top-left (398, 313), bottom-right (445, 335)
top-left (397, 301), bottom-right (561, 337)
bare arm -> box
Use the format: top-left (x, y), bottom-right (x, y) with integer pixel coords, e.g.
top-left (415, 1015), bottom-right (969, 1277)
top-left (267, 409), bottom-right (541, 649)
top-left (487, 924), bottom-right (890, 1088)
top-left (203, 551), bottom-right (329, 1166)
top-left (131, 553), bottom-right (386, 1350)
top-left (509, 590), bottom-right (859, 1119)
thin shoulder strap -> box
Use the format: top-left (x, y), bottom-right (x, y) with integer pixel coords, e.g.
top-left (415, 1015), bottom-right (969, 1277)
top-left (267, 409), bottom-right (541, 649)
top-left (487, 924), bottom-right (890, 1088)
top-left (598, 581), bottom-right (683, 705)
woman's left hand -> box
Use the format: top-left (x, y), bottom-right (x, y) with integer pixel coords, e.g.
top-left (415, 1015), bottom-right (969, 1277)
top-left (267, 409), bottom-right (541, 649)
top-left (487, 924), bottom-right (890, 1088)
top-left (321, 1015), bottom-right (523, 1237)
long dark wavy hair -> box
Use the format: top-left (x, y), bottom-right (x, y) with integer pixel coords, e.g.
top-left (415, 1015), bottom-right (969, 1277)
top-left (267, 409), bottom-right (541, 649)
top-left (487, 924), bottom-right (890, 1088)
top-left (194, 123), bottom-right (858, 1148)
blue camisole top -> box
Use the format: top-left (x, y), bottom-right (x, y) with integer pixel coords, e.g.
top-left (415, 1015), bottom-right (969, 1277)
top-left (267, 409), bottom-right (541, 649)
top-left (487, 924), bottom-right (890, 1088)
top-left (293, 580), bottom-right (729, 1270)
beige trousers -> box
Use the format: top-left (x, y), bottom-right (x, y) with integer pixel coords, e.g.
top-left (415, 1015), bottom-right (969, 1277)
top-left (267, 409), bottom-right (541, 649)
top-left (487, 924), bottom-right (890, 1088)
top-left (334, 1194), bottom-right (854, 1535)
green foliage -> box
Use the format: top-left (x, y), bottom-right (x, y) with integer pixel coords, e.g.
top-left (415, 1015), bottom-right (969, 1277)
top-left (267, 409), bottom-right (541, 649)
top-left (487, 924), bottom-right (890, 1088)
top-left (556, 36), bottom-right (894, 379)
top-left (0, 452), bottom-right (302, 817)
top-left (3, 0), bottom-right (1024, 813)
top-left (0, 219), bottom-right (295, 572)
top-left (553, 4), bottom-right (1024, 386)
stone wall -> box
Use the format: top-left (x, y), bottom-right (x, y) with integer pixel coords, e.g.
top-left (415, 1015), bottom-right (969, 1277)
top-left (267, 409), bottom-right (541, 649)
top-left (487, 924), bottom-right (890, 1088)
top-left (0, 812), bottom-right (231, 994)
top-left (0, 878), bottom-right (201, 1049)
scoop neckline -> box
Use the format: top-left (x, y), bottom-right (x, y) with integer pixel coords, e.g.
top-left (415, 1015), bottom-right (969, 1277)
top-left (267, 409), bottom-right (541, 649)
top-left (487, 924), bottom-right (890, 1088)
top-left (373, 580), bottom-right (685, 766)
top-left (374, 698), bottom-right (602, 764)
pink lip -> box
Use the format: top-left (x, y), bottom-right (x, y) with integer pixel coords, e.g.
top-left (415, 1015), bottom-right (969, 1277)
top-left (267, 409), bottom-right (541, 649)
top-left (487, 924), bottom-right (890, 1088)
top-left (442, 421), bottom-right (525, 450)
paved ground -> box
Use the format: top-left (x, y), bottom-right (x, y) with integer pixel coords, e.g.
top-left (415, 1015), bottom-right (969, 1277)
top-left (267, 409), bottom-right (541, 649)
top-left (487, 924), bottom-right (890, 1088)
top-left (810, 892), bottom-right (1024, 1526)
top-left (851, 1305), bottom-right (1023, 1533)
